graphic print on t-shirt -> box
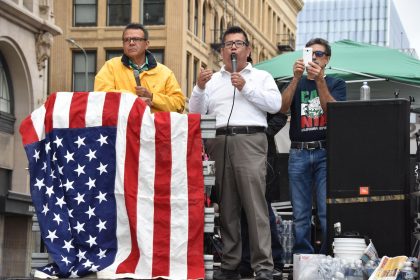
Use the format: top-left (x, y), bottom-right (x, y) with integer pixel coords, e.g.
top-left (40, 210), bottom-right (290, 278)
top-left (300, 89), bottom-right (327, 132)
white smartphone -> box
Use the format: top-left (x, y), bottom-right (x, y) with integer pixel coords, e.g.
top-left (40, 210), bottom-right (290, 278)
top-left (303, 47), bottom-right (313, 66)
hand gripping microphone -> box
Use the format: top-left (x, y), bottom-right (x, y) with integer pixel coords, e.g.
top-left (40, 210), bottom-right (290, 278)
top-left (231, 53), bottom-right (237, 73)
top-left (133, 69), bottom-right (141, 86)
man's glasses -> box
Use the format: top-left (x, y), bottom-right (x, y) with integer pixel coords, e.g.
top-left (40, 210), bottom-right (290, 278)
top-left (123, 37), bottom-right (147, 43)
top-left (313, 51), bottom-right (327, 57)
top-left (221, 40), bottom-right (248, 49)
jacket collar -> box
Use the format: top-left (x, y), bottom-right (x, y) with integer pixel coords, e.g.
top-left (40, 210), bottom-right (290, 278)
top-left (121, 50), bottom-right (158, 70)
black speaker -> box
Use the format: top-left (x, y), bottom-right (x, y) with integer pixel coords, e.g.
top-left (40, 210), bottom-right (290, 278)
top-left (327, 99), bottom-right (411, 256)
top-left (266, 153), bottom-right (290, 202)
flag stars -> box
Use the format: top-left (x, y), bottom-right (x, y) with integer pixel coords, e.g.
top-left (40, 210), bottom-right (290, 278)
top-left (45, 142), bottom-right (51, 154)
top-left (86, 235), bottom-right (97, 247)
top-left (53, 136), bottom-right (63, 148)
top-left (34, 178), bottom-right (45, 190)
top-left (46, 229), bottom-right (58, 243)
top-left (97, 248), bottom-right (107, 259)
top-left (41, 203), bottom-right (49, 216)
top-left (85, 177), bottom-right (96, 190)
top-left (53, 213), bottom-right (63, 225)
top-left (82, 259), bottom-right (93, 268)
top-left (97, 162), bottom-right (108, 175)
top-left (85, 149), bottom-right (97, 162)
top-left (76, 249), bottom-right (87, 261)
top-left (95, 191), bottom-right (107, 204)
top-left (64, 150), bottom-right (75, 163)
top-left (85, 206), bottom-right (96, 219)
top-left (68, 208), bottom-right (74, 218)
top-left (89, 264), bottom-right (100, 272)
top-left (62, 239), bottom-right (74, 252)
top-left (50, 169), bottom-right (56, 179)
top-left (74, 192), bottom-right (86, 205)
top-left (74, 136), bottom-right (86, 148)
top-left (61, 255), bottom-right (71, 266)
top-left (55, 196), bottom-right (67, 209)
top-left (69, 270), bottom-right (79, 278)
top-left (96, 219), bottom-right (107, 232)
top-left (96, 134), bottom-right (108, 146)
top-left (52, 152), bottom-right (57, 162)
top-left (58, 165), bottom-right (64, 175)
top-left (45, 185), bottom-right (54, 198)
top-left (41, 161), bottom-right (47, 171)
top-left (63, 179), bottom-right (74, 191)
top-left (74, 164), bottom-right (86, 177)
top-left (33, 149), bottom-right (40, 162)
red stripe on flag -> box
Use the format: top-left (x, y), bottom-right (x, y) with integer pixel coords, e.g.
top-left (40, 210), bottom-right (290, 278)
top-left (19, 115), bottom-right (39, 145)
top-left (152, 112), bottom-right (172, 277)
top-left (44, 92), bottom-right (57, 133)
top-left (69, 92), bottom-right (88, 128)
top-left (103, 92), bottom-right (122, 126)
top-left (187, 114), bottom-right (205, 279)
top-left (116, 98), bottom-right (146, 273)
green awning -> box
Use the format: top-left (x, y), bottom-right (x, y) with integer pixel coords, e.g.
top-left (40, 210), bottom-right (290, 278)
top-left (255, 39), bottom-right (420, 86)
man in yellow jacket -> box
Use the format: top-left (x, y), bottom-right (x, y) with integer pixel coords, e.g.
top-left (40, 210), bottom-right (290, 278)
top-left (94, 23), bottom-right (185, 113)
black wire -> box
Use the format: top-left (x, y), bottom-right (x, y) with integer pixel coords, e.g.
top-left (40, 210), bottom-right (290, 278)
top-left (219, 87), bottom-right (236, 211)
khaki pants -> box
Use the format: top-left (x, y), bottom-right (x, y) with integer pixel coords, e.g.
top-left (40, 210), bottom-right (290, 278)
top-left (206, 132), bottom-right (273, 272)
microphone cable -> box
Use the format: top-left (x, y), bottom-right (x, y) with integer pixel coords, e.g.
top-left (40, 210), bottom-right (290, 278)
top-left (218, 56), bottom-right (237, 219)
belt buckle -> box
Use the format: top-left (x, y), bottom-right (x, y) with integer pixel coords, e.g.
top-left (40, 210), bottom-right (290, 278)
top-left (306, 142), bottom-right (316, 150)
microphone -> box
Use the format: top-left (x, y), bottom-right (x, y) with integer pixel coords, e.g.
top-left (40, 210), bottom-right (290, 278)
top-left (133, 69), bottom-right (141, 86)
top-left (231, 53), bottom-right (237, 72)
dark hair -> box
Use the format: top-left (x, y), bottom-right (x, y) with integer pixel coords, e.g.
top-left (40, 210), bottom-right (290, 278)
top-left (305, 38), bottom-right (331, 56)
top-left (122, 23), bottom-right (149, 40)
top-left (222, 26), bottom-right (249, 45)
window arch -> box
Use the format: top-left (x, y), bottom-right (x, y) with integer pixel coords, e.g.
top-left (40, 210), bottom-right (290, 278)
top-left (0, 51), bottom-right (15, 133)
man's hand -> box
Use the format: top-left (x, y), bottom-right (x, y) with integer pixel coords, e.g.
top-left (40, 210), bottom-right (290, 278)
top-left (140, 97), bottom-right (153, 107)
top-left (293, 59), bottom-right (305, 79)
top-left (231, 72), bottom-right (245, 91)
top-left (135, 86), bottom-right (153, 100)
top-left (197, 68), bottom-right (213, 90)
top-left (306, 61), bottom-right (324, 81)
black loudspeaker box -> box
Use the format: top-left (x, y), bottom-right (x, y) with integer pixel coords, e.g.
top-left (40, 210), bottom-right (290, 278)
top-left (326, 99), bottom-right (411, 257)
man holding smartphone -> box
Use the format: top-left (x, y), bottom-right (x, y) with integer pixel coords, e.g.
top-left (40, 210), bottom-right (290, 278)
top-left (279, 38), bottom-right (346, 255)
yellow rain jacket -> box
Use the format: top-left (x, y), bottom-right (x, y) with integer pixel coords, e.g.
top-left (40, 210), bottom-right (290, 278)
top-left (94, 51), bottom-right (185, 113)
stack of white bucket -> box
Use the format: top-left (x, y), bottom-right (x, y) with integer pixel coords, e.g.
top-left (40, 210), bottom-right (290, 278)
top-left (333, 237), bottom-right (367, 261)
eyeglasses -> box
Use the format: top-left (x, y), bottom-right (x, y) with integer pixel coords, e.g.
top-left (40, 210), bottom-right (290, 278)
top-left (313, 51), bottom-right (327, 57)
top-left (123, 37), bottom-right (147, 43)
top-left (221, 40), bottom-right (248, 49)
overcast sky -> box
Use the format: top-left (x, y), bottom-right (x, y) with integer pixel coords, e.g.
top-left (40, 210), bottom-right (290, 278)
top-left (393, 0), bottom-right (420, 56)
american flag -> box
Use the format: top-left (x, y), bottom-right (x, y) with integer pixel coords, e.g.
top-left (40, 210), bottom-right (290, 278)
top-left (20, 92), bottom-right (205, 279)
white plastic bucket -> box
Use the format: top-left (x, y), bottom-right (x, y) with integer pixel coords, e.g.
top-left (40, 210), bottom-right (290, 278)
top-left (333, 237), bottom-right (367, 260)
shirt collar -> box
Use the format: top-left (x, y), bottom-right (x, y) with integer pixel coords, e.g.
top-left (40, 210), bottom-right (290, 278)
top-left (221, 62), bottom-right (252, 74)
top-left (128, 56), bottom-right (149, 72)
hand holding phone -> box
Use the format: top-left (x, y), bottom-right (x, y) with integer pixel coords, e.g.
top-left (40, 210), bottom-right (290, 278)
top-left (303, 47), bottom-right (313, 67)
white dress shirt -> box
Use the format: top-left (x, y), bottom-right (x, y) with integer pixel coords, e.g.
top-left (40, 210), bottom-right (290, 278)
top-left (189, 63), bottom-right (282, 128)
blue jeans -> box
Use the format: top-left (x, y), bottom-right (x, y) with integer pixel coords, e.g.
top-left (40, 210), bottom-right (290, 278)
top-left (288, 148), bottom-right (327, 254)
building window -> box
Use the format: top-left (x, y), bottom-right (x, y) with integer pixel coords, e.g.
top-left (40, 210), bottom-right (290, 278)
top-left (0, 52), bottom-right (15, 134)
top-left (71, 51), bottom-right (96, 92)
top-left (187, 0), bottom-right (191, 30)
top-left (194, 0), bottom-right (198, 36)
top-left (73, 0), bottom-right (97, 26)
top-left (106, 50), bottom-right (124, 60)
top-left (193, 58), bottom-right (199, 87)
top-left (150, 49), bottom-right (164, 64)
top-left (107, 0), bottom-right (131, 26)
top-left (143, 0), bottom-right (165, 25)
top-left (186, 52), bottom-right (191, 98)
top-left (202, 4), bottom-right (206, 42)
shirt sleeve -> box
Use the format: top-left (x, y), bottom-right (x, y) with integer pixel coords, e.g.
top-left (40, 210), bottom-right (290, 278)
top-left (332, 78), bottom-right (347, 101)
top-left (240, 70), bottom-right (282, 114)
top-left (189, 85), bottom-right (208, 115)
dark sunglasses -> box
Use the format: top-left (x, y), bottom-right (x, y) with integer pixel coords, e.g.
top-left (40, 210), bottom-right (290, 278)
top-left (313, 51), bottom-right (327, 57)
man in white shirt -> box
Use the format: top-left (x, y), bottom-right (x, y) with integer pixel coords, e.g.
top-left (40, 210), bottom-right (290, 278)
top-left (189, 26), bottom-right (282, 280)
